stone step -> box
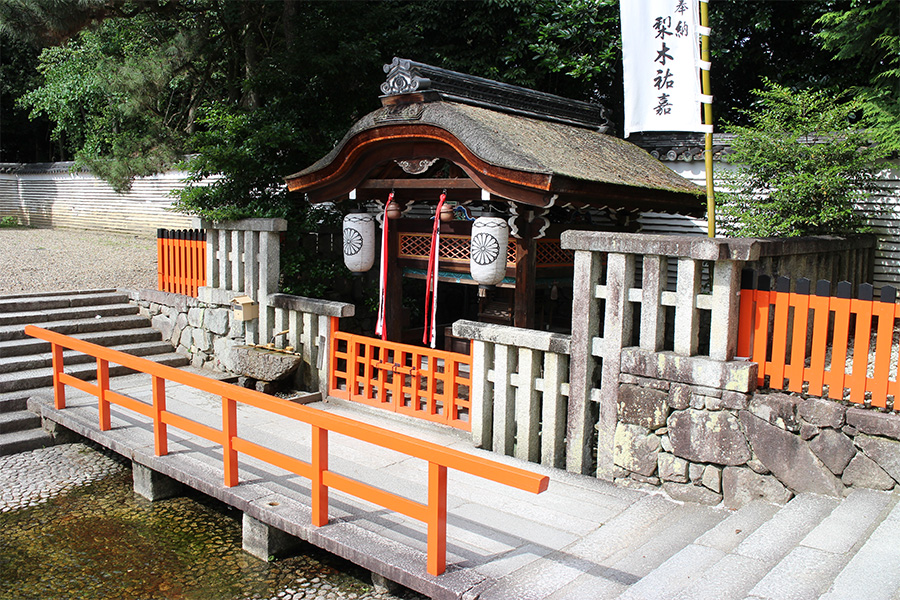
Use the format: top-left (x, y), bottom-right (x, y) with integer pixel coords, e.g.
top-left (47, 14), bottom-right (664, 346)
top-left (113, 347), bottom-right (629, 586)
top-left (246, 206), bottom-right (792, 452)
top-left (746, 489), bottom-right (897, 600)
top-left (0, 409), bottom-right (41, 434)
top-left (547, 502), bottom-right (726, 600)
top-left (0, 302), bottom-right (138, 327)
top-left (0, 288), bottom-right (118, 301)
top-left (0, 392), bottom-right (30, 413)
top-left (0, 352), bottom-right (189, 394)
top-left (669, 493), bottom-right (843, 600)
top-left (0, 314), bottom-right (151, 342)
top-left (0, 290), bottom-right (128, 313)
top-left (612, 500), bottom-right (782, 600)
top-left (820, 497), bottom-right (900, 600)
top-left (0, 427), bottom-right (53, 456)
top-left (0, 340), bottom-right (177, 374)
top-left (0, 326), bottom-right (163, 358)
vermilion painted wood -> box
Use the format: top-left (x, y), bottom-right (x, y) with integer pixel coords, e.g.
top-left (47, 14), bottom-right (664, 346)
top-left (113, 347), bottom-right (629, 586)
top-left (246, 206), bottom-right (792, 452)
top-left (806, 293), bottom-right (831, 397)
top-left (742, 282), bottom-right (900, 408)
top-left (736, 288), bottom-right (755, 358)
top-left (786, 292), bottom-right (811, 393)
top-left (329, 327), bottom-right (473, 431)
top-left (98, 358), bottom-right (111, 430)
top-left (51, 343), bottom-right (66, 409)
top-left (157, 230), bottom-right (207, 297)
top-left (769, 290), bottom-right (790, 389)
top-left (848, 298), bottom-right (873, 404)
top-left (25, 324), bottom-right (547, 577)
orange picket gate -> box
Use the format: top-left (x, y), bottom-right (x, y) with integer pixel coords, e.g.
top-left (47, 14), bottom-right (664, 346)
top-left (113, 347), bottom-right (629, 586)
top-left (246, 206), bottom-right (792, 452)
top-left (23, 325), bottom-right (547, 576)
top-left (157, 228), bottom-right (206, 297)
top-left (329, 320), bottom-right (473, 431)
top-left (737, 271), bottom-right (900, 407)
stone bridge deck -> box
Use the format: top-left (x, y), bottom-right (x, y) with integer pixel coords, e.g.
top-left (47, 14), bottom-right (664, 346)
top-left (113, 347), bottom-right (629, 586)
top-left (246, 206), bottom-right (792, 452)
top-left (29, 371), bottom-right (898, 600)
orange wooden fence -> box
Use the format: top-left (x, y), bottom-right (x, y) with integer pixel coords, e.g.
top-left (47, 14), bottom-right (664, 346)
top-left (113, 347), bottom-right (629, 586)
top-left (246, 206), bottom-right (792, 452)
top-left (737, 272), bottom-right (900, 408)
top-left (24, 325), bottom-right (546, 576)
top-left (329, 320), bottom-right (473, 431)
top-left (157, 228), bottom-right (206, 296)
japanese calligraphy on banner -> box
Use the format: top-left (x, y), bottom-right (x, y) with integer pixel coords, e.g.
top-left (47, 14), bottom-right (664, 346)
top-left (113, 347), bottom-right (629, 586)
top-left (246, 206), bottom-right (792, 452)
top-left (620, 0), bottom-right (711, 137)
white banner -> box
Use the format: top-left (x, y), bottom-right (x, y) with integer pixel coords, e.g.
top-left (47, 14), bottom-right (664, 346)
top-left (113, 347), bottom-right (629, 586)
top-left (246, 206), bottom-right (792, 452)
top-left (621, 0), bottom-right (707, 137)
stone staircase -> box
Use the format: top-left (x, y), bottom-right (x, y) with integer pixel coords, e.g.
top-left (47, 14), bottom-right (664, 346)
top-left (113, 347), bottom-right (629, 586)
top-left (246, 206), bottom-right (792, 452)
top-left (0, 289), bottom-right (188, 455)
top-left (544, 488), bottom-right (900, 600)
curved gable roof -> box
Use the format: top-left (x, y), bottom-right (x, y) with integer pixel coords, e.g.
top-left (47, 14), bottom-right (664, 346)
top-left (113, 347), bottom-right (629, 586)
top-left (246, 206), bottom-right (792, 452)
top-left (287, 101), bottom-right (703, 214)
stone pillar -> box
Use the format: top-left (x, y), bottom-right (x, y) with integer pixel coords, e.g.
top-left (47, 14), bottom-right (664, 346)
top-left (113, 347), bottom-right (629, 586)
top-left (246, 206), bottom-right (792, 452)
top-left (241, 514), bottom-right (302, 560)
top-left (132, 462), bottom-right (182, 501)
top-left (566, 249), bottom-right (603, 475)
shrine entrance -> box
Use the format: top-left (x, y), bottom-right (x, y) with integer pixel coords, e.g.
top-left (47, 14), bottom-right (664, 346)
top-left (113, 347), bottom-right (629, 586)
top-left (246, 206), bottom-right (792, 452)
top-left (286, 58), bottom-right (703, 427)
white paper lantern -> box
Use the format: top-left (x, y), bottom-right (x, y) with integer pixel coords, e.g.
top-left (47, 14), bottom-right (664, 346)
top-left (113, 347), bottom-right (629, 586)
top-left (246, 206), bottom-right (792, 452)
top-left (342, 213), bottom-right (376, 273)
top-left (470, 216), bottom-right (509, 286)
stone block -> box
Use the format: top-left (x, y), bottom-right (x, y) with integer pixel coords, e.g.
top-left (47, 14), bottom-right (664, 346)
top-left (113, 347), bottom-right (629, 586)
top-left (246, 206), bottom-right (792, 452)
top-left (846, 409), bottom-right (900, 441)
top-left (808, 428), bottom-right (856, 475)
top-left (722, 467), bottom-right (792, 509)
top-left (842, 453), bottom-right (895, 490)
top-left (689, 462), bottom-right (704, 484)
top-left (179, 326), bottom-right (193, 350)
top-left (667, 409), bottom-right (751, 466)
top-left (704, 395), bottom-right (725, 411)
top-left (799, 397), bottom-right (846, 428)
top-left (739, 411), bottom-right (843, 496)
top-left (132, 462), bottom-right (182, 501)
top-left (620, 348), bottom-right (757, 393)
top-left (205, 307), bottom-right (230, 336)
top-left (618, 384), bottom-right (669, 430)
top-left (151, 314), bottom-right (174, 340)
top-left (232, 345), bottom-right (302, 382)
top-left (658, 452), bottom-right (689, 483)
top-left (192, 328), bottom-right (212, 353)
top-left (187, 306), bottom-right (205, 328)
top-left (242, 514), bottom-right (302, 560)
top-left (721, 391), bottom-right (750, 410)
top-left (747, 458), bottom-right (770, 475)
top-left (668, 384), bottom-right (691, 410)
top-left (614, 422), bottom-right (660, 477)
top-left (800, 423), bottom-right (820, 441)
top-left (855, 434), bottom-right (900, 483)
top-left (701, 464), bottom-right (723, 493)
top-left (689, 394), bottom-right (708, 410)
top-left (213, 337), bottom-right (240, 372)
top-left (749, 393), bottom-right (801, 432)
top-left (659, 434), bottom-right (673, 453)
top-left (662, 482), bottom-right (722, 506)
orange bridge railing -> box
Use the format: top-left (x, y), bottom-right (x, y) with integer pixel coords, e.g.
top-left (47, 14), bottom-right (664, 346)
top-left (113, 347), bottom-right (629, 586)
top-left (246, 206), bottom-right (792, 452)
top-left (24, 325), bottom-right (546, 576)
top-left (329, 321), bottom-right (473, 431)
top-left (737, 272), bottom-right (900, 408)
top-left (157, 228), bottom-right (206, 297)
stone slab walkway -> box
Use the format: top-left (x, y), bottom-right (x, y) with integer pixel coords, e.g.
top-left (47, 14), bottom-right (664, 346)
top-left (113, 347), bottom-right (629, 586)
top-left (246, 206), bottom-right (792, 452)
top-left (26, 371), bottom-right (900, 600)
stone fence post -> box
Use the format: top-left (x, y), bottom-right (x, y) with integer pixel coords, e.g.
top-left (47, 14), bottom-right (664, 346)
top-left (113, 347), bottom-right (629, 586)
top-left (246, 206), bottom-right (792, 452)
top-left (194, 218), bottom-right (287, 346)
top-left (561, 231), bottom-right (761, 478)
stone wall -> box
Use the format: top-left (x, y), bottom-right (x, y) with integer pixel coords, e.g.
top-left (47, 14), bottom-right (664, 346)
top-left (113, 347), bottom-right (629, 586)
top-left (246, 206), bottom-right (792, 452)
top-left (615, 351), bottom-right (900, 507)
top-left (130, 289), bottom-right (244, 373)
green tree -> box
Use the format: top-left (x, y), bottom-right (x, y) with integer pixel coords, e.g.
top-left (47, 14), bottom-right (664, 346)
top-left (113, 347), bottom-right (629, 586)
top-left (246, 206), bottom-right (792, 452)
top-left (816, 0), bottom-right (900, 153)
top-left (719, 80), bottom-right (887, 238)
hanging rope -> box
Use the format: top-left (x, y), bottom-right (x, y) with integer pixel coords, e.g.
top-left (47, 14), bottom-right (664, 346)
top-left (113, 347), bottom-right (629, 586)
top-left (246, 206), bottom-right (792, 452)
top-left (423, 192), bottom-right (447, 348)
top-left (375, 192), bottom-right (393, 341)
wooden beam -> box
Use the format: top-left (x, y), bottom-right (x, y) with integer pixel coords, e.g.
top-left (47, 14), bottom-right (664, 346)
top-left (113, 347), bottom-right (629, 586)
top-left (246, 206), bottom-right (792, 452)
top-left (513, 214), bottom-right (536, 329)
top-left (359, 179), bottom-right (480, 190)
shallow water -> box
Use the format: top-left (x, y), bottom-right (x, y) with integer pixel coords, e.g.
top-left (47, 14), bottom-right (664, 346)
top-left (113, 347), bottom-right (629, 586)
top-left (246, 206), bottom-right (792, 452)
top-left (0, 464), bottom-right (417, 600)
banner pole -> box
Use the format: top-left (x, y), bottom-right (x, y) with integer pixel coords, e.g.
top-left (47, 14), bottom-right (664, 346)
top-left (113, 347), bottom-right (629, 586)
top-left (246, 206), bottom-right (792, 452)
top-left (700, 0), bottom-right (715, 238)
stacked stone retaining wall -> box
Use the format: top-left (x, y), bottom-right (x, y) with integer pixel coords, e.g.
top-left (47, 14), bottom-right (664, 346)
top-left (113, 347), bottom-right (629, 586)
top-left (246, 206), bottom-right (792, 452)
top-left (615, 352), bottom-right (900, 507)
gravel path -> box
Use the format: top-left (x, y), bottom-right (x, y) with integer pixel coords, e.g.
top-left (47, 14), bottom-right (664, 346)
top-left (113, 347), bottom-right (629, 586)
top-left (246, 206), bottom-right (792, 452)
top-left (0, 227), bottom-right (157, 295)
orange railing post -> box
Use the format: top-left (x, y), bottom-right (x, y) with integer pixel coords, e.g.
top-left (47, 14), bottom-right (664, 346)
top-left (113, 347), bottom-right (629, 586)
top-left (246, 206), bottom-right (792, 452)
top-left (223, 396), bottom-right (238, 487)
top-left (157, 228), bottom-right (206, 297)
top-left (311, 425), bottom-right (329, 527)
top-left (51, 342), bottom-right (66, 410)
top-left (427, 462), bottom-right (448, 576)
top-left (152, 375), bottom-right (168, 456)
top-left (97, 358), bottom-right (111, 431)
